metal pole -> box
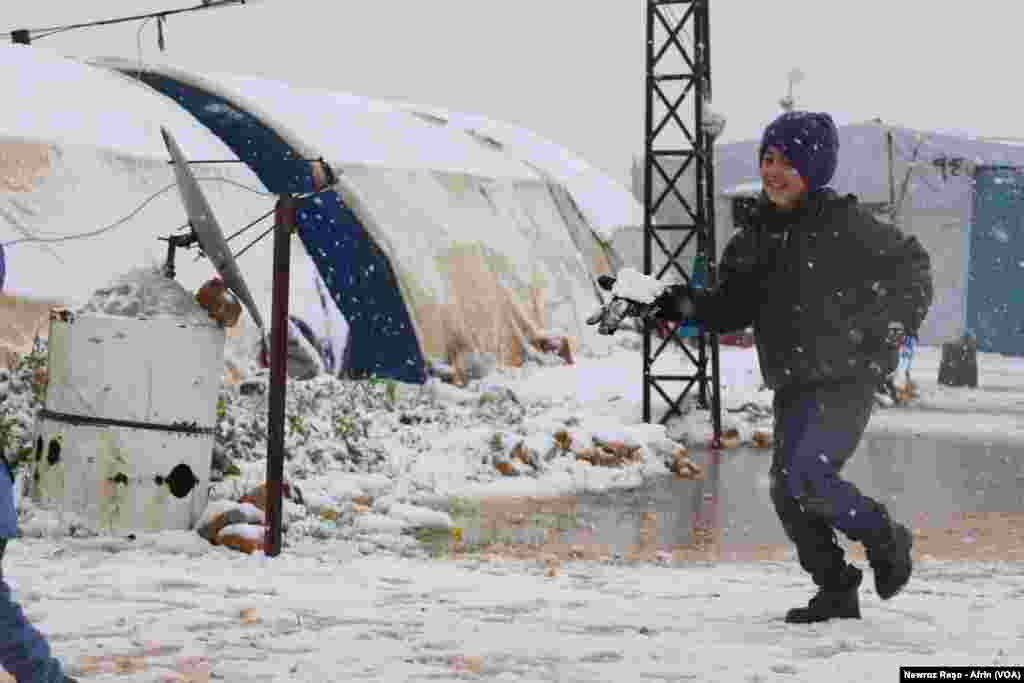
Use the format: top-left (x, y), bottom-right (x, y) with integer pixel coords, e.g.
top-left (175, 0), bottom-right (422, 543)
top-left (642, 0), bottom-right (656, 424)
top-left (265, 193), bottom-right (294, 557)
top-left (699, 0), bottom-right (723, 447)
top-left (887, 129), bottom-right (896, 221)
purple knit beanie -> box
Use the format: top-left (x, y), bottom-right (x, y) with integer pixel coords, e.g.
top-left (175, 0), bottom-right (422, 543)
top-left (759, 111), bottom-right (839, 192)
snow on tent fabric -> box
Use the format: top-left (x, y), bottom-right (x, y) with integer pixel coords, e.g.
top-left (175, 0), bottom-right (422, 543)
top-left (2, 45), bottom-right (636, 383)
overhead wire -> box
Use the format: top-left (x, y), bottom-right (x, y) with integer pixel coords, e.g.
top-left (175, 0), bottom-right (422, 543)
top-left (2, 176), bottom-right (273, 248)
top-left (230, 184), bottom-right (337, 261)
top-left (231, 224), bottom-right (276, 261)
top-left (5, 1), bottom-right (247, 43)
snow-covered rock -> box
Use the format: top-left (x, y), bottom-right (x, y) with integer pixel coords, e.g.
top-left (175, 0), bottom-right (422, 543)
top-left (387, 503), bottom-right (453, 530)
top-left (354, 514), bottom-right (408, 536)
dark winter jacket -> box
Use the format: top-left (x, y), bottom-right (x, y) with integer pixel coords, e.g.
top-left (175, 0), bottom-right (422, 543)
top-left (678, 189), bottom-right (933, 391)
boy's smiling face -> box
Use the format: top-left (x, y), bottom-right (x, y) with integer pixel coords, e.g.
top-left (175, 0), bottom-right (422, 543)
top-left (760, 146), bottom-right (808, 209)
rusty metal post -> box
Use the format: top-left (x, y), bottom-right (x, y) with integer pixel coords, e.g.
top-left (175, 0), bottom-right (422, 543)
top-left (265, 194), bottom-right (294, 557)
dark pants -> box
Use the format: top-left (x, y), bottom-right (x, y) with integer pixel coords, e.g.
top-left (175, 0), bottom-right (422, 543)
top-left (770, 380), bottom-right (891, 587)
top-left (1, 539), bottom-right (66, 682)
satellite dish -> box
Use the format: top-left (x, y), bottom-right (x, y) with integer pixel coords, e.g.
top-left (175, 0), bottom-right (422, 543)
top-left (161, 127), bottom-right (266, 332)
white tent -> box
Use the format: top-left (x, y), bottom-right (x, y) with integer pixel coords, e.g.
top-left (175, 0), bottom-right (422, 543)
top-left (2, 44), bottom-right (640, 381)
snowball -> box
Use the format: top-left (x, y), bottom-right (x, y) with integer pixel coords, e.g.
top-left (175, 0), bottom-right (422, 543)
top-left (611, 267), bottom-right (669, 304)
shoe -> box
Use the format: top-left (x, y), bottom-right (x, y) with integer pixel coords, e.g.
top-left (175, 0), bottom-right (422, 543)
top-left (785, 564), bottom-right (863, 624)
top-left (866, 521), bottom-right (913, 600)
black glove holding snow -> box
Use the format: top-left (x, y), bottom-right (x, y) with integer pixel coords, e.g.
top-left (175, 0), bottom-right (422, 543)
top-left (586, 268), bottom-right (696, 335)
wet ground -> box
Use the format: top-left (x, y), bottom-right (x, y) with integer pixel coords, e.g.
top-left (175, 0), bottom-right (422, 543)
top-left (446, 435), bottom-right (1024, 562)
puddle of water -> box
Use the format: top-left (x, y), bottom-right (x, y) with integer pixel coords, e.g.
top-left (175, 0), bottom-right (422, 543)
top-left (444, 437), bottom-right (1024, 562)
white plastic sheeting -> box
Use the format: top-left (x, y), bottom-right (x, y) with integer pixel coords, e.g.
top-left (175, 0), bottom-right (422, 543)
top-left (333, 168), bottom-right (605, 366)
top-left (395, 102), bottom-right (644, 243)
top-left (90, 58), bottom-right (543, 184)
top-left (0, 44), bottom-right (237, 163)
top-left (2, 47), bottom-right (624, 373)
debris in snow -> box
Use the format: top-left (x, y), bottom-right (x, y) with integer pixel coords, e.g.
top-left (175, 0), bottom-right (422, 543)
top-left (217, 523), bottom-right (267, 554)
top-left (195, 277), bottom-right (242, 327)
top-left (5, 321), bottom-right (744, 560)
top-left (719, 428), bottom-right (741, 449)
top-left (669, 448), bottom-right (702, 479)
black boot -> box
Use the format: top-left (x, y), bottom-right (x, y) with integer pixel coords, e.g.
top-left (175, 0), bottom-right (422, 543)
top-left (866, 521), bottom-right (913, 600)
top-left (785, 564), bottom-right (863, 624)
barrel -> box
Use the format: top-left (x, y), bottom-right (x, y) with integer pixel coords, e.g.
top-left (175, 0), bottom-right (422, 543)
top-left (30, 310), bottom-right (225, 532)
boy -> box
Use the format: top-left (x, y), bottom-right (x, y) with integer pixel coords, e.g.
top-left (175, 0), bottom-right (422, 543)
top-left (589, 111), bottom-right (933, 623)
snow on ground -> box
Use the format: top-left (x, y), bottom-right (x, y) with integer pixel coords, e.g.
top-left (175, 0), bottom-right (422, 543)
top-left (2, 534), bottom-right (1022, 682)
top-left (3, 335), bottom-right (1023, 681)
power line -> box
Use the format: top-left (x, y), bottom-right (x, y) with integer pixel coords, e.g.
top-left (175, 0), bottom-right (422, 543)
top-left (232, 224), bottom-right (276, 261)
top-left (2, 176), bottom-right (272, 248)
top-left (4, 1), bottom-right (247, 44)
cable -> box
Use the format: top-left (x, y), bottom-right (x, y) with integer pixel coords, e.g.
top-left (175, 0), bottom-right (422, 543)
top-left (2, 182), bottom-right (179, 247)
top-left (228, 185), bottom-right (338, 261)
top-left (9, 1), bottom-right (247, 43)
top-left (2, 176), bottom-right (272, 248)
top-left (206, 176), bottom-right (274, 196)
top-left (232, 224), bottom-right (275, 261)
top-left (225, 207), bottom-right (275, 243)
top-left (136, 16), bottom-right (157, 77)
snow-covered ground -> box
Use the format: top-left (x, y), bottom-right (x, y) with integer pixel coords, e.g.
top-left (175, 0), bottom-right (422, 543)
top-left (2, 535), bottom-right (1022, 682)
top-left (3, 334), bottom-right (1023, 681)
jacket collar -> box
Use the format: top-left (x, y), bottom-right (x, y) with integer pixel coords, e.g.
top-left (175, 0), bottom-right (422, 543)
top-left (754, 188), bottom-right (840, 233)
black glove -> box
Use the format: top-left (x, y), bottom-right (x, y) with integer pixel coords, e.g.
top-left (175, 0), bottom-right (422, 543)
top-left (586, 297), bottom-right (656, 335)
top-left (586, 275), bottom-right (696, 335)
top-left (653, 284), bottom-right (696, 322)
top-left (885, 321), bottom-right (906, 349)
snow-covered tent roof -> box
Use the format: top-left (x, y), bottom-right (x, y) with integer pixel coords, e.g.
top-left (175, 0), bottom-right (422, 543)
top-left (2, 45), bottom-right (624, 382)
top-left (91, 62), bottom-right (545, 184)
top-left (0, 44), bottom-right (237, 163)
top-left (0, 43), bottom-right (264, 306)
top-left (84, 59), bottom-right (641, 242)
top-left (391, 102), bottom-right (644, 242)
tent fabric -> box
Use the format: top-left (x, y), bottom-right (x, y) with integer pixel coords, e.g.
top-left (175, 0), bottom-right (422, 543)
top-left (296, 190), bottom-right (426, 382)
top-left (0, 45), bottom-right (237, 163)
top-left (126, 71), bottom-right (318, 195)
top-left (393, 102), bottom-right (645, 243)
top-left (2, 47), bottom-right (627, 382)
top-left (89, 58), bottom-right (543, 185)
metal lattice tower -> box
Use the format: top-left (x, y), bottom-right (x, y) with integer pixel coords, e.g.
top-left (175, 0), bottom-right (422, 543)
top-left (642, 0), bottom-right (722, 440)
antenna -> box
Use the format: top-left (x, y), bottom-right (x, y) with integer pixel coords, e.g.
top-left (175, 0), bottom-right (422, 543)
top-left (779, 67), bottom-right (805, 112)
top-left (161, 127), bottom-right (266, 332)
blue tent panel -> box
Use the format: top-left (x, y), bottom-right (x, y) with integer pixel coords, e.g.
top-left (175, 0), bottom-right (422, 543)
top-left (129, 72), bottom-right (316, 194)
top-left (126, 70), bottom-right (427, 381)
top-left (297, 193), bottom-right (426, 383)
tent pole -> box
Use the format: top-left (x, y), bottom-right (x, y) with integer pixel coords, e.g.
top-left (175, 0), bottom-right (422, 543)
top-left (265, 193), bottom-right (294, 557)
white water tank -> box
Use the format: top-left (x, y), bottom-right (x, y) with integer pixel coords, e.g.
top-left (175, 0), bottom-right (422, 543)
top-left (30, 310), bottom-right (225, 533)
